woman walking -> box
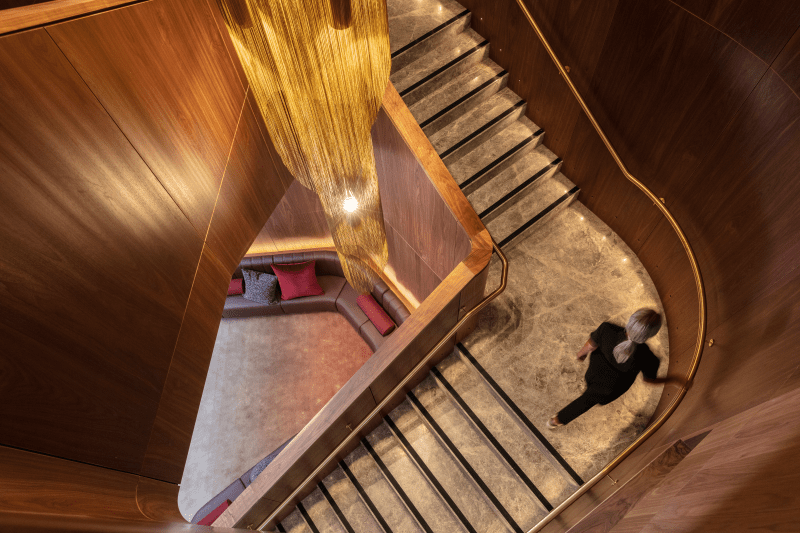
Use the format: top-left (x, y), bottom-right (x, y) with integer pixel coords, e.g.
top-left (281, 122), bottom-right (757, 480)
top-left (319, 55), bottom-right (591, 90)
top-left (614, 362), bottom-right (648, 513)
top-left (548, 308), bottom-right (670, 428)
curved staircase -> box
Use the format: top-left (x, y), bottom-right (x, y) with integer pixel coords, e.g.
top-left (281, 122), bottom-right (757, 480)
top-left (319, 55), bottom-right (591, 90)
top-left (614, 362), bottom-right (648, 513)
top-left (268, 1), bottom-right (588, 531)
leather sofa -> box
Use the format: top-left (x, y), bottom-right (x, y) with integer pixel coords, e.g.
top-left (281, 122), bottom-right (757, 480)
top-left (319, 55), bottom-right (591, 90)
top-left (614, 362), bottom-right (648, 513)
top-left (223, 251), bottom-right (411, 351)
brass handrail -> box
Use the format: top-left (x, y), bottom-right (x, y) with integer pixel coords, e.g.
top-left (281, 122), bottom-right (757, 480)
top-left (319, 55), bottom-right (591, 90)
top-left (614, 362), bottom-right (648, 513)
top-left (511, 1), bottom-right (707, 531)
top-left (256, 241), bottom-right (508, 530)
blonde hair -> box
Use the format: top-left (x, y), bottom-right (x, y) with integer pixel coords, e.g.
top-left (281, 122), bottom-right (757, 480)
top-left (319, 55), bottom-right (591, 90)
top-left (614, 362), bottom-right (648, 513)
top-left (613, 308), bottom-right (662, 363)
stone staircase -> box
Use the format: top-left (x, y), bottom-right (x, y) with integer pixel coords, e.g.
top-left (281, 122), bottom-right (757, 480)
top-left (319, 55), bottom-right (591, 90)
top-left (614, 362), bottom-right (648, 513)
top-left (270, 1), bottom-right (585, 531)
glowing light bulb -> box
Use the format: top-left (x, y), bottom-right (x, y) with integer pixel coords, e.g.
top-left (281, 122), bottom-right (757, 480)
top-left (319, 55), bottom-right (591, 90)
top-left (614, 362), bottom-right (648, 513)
top-left (343, 194), bottom-right (359, 213)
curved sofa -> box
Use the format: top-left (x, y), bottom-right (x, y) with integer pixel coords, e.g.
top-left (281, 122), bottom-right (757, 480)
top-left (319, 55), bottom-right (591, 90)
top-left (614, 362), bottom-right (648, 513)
top-left (223, 250), bottom-right (411, 351)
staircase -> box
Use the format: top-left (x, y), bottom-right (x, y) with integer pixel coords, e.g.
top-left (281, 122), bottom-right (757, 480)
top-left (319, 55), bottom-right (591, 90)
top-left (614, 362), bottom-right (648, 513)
top-left (270, 1), bottom-right (584, 531)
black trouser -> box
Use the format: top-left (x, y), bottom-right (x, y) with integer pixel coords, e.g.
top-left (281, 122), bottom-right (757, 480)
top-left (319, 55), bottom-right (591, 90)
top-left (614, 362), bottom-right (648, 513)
top-left (557, 388), bottom-right (613, 425)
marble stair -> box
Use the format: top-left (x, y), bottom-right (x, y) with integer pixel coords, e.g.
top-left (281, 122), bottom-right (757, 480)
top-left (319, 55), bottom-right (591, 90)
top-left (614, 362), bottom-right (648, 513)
top-left (270, 2), bottom-right (586, 531)
top-left (272, 347), bottom-right (582, 533)
top-left (389, 0), bottom-right (578, 249)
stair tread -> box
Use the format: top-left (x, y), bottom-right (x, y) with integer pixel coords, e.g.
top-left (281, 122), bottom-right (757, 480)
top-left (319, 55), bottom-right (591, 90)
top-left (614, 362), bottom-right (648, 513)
top-left (367, 424), bottom-right (468, 533)
top-left (468, 144), bottom-right (560, 215)
top-left (388, 0), bottom-right (468, 55)
top-left (390, 28), bottom-right (485, 94)
top-left (437, 353), bottom-right (576, 507)
top-left (389, 401), bottom-right (509, 533)
top-left (345, 445), bottom-right (424, 533)
top-left (281, 507), bottom-right (312, 533)
top-left (322, 467), bottom-right (384, 533)
top-left (302, 487), bottom-right (349, 533)
top-left (408, 59), bottom-right (505, 126)
top-left (429, 87), bottom-right (522, 154)
top-left (413, 377), bottom-right (546, 530)
top-left (485, 171), bottom-right (577, 243)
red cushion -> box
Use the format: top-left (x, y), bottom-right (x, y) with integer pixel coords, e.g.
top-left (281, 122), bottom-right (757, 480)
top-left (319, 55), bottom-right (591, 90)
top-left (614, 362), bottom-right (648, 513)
top-left (228, 278), bottom-right (243, 296)
top-left (357, 294), bottom-right (396, 335)
top-left (198, 500), bottom-right (230, 526)
top-left (272, 261), bottom-right (324, 300)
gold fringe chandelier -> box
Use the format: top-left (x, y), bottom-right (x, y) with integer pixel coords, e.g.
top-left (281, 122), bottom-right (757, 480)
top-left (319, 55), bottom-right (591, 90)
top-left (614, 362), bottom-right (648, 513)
top-left (219, 0), bottom-right (390, 293)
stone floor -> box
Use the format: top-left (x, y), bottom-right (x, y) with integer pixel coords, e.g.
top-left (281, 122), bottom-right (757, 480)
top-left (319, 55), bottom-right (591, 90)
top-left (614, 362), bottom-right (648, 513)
top-left (466, 201), bottom-right (668, 481)
top-left (177, 312), bottom-right (372, 521)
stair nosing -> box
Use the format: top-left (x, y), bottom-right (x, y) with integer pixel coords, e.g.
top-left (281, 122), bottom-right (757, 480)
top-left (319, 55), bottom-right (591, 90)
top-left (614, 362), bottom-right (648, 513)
top-left (391, 9), bottom-right (471, 59)
top-left (297, 501), bottom-right (322, 533)
top-left (398, 39), bottom-right (489, 97)
top-left (496, 184), bottom-right (579, 248)
top-left (459, 129), bottom-right (543, 190)
top-left (318, 482), bottom-right (356, 533)
top-left (384, 415), bottom-right (478, 533)
top-left (430, 366), bottom-right (554, 513)
top-left (339, 460), bottom-right (394, 533)
top-left (419, 69), bottom-right (508, 129)
top-left (477, 157), bottom-right (562, 220)
top-left (408, 390), bottom-right (523, 533)
top-left (362, 437), bottom-right (434, 533)
top-left (455, 343), bottom-right (584, 487)
top-left (439, 99), bottom-right (526, 160)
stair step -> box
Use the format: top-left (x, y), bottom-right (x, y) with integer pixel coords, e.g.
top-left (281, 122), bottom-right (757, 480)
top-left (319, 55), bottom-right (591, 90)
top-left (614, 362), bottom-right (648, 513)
top-left (301, 487), bottom-right (349, 533)
top-left (279, 506), bottom-right (312, 533)
top-left (484, 171), bottom-right (578, 246)
top-left (390, 4), bottom-right (471, 74)
top-left (318, 482), bottom-right (356, 533)
top-left (410, 60), bottom-right (507, 136)
top-left (412, 378), bottom-right (543, 531)
top-left (447, 117), bottom-right (543, 189)
top-left (437, 351), bottom-right (577, 507)
top-left (321, 466), bottom-right (385, 532)
top-left (469, 145), bottom-right (562, 220)
top-left (388, 400), bottom-right (509, 533)
top-left (391, 28), bottom-right (488, 106)
top-left (456, 344), bottom-right (585, 488)
top-left (344, 445), bottom-right (423, 532)
top-left (366, 424), bottom-right (468, 533)
top-left (430, 88), bottom-right (524, 163)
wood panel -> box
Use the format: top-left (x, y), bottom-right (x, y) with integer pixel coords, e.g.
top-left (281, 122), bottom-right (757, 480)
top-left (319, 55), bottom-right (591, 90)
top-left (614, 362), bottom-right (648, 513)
top-left (384, 222), bottom-right (442, 304)
top-left (0, 0), bottom-right (139, 35)
top-left (565, 440), bottom-right (691, 533)
top-left (373, 107), bottom-right (466, 281)
top-left (671, 0), bottom-right (800, 63)
top-left (0, 445), bottom-right (148, 521)
top-left (47, 0), bottom-right (245, 235)
top-left (140, 246), bottom-right (231, 483)
top-left (205, 94), bottom-right (288, 274)
top-left (253, 179), bottom-right (334, 252)
top-left (615, 386), bottom-right (800, 532)
top-left (0, 511), bottom-right (242, 532)
top-left (0, 28), bottom-right (203, 472)
top-left (773, 25), bottom-right (800, 96)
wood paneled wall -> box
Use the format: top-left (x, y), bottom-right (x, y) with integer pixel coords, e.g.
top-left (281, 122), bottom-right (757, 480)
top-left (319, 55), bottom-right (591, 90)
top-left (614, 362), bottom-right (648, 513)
top-left (456, 0), bottom-right (800, 529)
top-left (0, 0), bottom-right (291, 523)
top-left (247, 84), bottom-right (473, 305)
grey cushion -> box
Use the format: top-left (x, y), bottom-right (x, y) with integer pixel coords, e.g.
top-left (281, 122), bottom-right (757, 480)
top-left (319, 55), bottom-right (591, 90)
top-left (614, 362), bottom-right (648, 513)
top-left (242, 268), bottom-right (279, 305)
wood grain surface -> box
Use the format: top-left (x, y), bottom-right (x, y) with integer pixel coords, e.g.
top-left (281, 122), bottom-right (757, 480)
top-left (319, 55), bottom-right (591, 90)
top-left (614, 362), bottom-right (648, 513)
top-left (205, 94), bottom-right (288, 274)
top-left (461, 2), bottom-right (800, 531)
top-left (565, 440), bottom-right (691, 533)
top-left (670, 0), bottom-right (800, 63)
top-left (139, 246), bottom-right (231, 483)
top-left (47, 0), bottom-right (245, 235)
top-left (0, 0), bottom-right (142, 35)
top-left (0, 28), bottom-right (203, 472)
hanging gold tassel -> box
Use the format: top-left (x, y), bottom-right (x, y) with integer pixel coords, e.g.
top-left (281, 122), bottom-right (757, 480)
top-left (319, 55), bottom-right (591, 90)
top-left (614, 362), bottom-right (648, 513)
top-left (218, 0), bottom-right (390, 293)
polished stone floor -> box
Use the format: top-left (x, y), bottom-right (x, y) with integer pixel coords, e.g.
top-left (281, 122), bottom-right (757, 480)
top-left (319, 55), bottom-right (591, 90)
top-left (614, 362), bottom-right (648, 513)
top-left (178, 312), bottom-right (372, 521)
top-left (465, 201), bottom-right (668, 481)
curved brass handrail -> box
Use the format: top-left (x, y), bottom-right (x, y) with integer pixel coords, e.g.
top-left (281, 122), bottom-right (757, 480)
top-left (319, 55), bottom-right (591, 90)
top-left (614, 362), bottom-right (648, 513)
top-left (256, 241), bottom-right (508, 530)
top-left (511, 1), bottom-right (707, 531)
